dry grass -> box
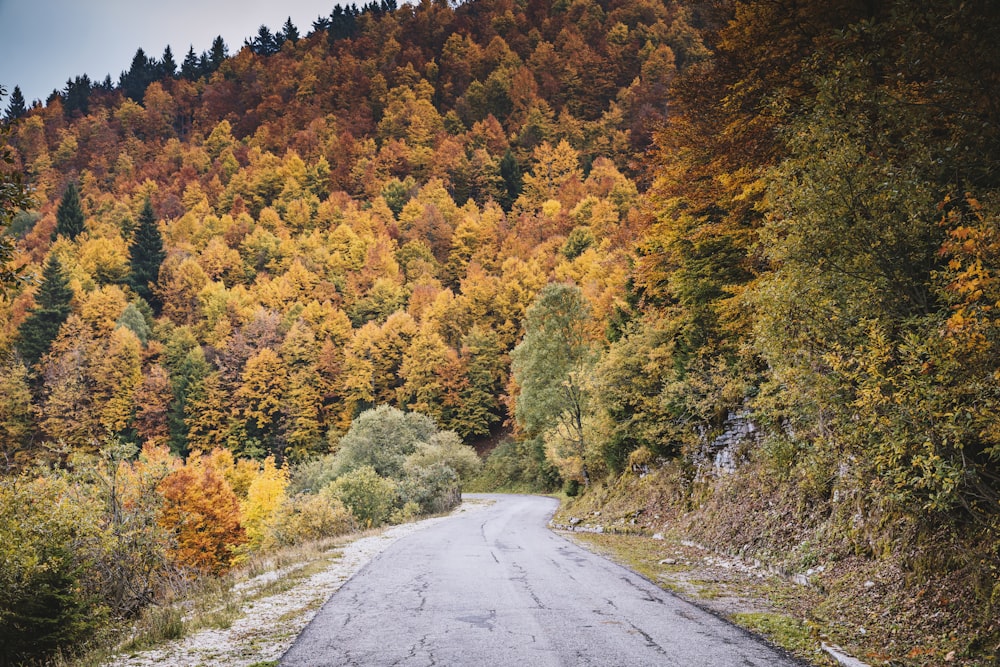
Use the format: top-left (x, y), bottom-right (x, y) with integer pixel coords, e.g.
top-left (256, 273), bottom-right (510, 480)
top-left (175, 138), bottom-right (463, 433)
top-left (55, 530), bottom-right (371, 667)
top-left (556, 461), bottom-right (1000, 667)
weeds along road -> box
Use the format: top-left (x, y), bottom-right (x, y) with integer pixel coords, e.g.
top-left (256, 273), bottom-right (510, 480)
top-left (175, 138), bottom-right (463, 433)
top-left (280, 494), bottom-right (804, 667)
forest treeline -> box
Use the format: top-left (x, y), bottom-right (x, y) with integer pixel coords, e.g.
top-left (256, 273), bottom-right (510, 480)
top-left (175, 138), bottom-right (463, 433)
top-left (1, 0), bottom-right (998, 663)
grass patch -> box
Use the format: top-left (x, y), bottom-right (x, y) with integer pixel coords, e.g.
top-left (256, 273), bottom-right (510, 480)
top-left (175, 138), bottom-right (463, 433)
top-left (73, 540), bottom-right (355, 664)
top-left (731, 612), bottom-right (828, 664)
top-left (248, 550), bottom-right (344, 601)
top-left (563, 527), bottom-right (836, 665)
top-left (121, 603), bottom-right (185, 652)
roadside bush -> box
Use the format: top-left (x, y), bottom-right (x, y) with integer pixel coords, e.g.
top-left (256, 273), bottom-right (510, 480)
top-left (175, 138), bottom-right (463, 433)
top-left (404, 431), bottom-right (482, 481)
top-left (88, 441), bottom-right (173, 619)
top-left (157, 454), bottom-right (246, 575)
top-left (287, 452), bottom-right (339, 495)
top-left (326, 466), bottom-right (399, 527)
top-left (0, 475), bottom-right (107, 665)
top-left (400, 461), bottom-right (461, 514)
top-left (389, 501), bottom-right (422, 524)
top-left (332, 405), bottom-right (437, 479)
top-left (469, 437), bottom-right (561, 492)
top-left (240, 457), bottom-right (289, 552)
top-left (260, 493), bottom-right (355, 549)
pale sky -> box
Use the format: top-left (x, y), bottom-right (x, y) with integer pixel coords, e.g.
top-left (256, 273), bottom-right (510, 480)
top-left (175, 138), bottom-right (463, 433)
top-left (0, 0), bottom-right (344, 105)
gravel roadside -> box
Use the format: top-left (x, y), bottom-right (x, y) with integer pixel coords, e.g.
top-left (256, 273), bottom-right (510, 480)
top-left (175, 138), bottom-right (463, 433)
top-left (102, 502), bottom-right (489, 667)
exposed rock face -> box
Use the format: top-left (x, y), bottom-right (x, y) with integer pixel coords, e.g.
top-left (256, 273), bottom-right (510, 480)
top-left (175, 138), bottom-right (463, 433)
top-left (694, 410), bottom-right (761, 479)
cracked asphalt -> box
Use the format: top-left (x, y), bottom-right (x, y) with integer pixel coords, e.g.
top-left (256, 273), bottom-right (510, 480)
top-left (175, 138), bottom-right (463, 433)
top-left (279, 494), bottom-right (804, 667)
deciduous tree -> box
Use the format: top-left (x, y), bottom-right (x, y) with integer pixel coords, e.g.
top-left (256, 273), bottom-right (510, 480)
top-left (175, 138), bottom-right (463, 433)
top-left (511, 282), bottom-right (597, 484)
top-left (157, 454), bottom-right (245, 575)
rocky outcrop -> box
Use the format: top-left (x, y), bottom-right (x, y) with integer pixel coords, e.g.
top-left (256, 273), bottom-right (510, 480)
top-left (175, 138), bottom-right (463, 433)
top-left (694, 410), bottom-right (761, 480)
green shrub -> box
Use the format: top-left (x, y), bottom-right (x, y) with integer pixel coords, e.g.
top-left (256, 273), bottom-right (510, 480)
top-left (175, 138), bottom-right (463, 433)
top-left (287, 452), bottom-right (340, 496)
top-left (332, 405), bottom-right (437, 479)
top-left (0, 476), bottom-right (107, 664)
top-left (389, 501), bottom-right (422, 525)
top-left (326, 466), bottom-right (399, 527)
top-left (404, 431), bottom-right (481, 482)
top-left (401, 461), bottom-right (461, 514)
top-left (468, 437), bottom-right (561, 493)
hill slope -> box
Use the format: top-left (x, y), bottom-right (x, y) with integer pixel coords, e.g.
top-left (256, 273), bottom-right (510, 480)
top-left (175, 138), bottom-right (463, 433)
top-left (1, 0), bottom-right (999, 664)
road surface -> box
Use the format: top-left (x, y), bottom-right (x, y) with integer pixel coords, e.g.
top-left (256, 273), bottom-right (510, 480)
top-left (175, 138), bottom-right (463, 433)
top-left (280, 493), bottom-right (805, 666)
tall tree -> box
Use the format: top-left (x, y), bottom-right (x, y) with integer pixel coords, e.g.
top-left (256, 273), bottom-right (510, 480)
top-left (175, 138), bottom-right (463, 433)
top-left (134, 364), bottom-right (172, 448)
top-left (62, 75), bottom-right (92, 116)
top-left (511, 282), bottom-right (597, 485)
top-left (54, 182), bottom-right (85, 240)
top-left (208, 36), bottom-right (228, 70)
top-left (36, 315), bottom-right (100, 448)
top-left (499, 149), bottom-right (522, 212)
top-left (235, 348), bottom-right (289, 460)
top-left (0, 358), bottom-right (33, 466)
top-left (160, 45), bottom-right (177, 77)
top-left (17, 256), bottom-right (74, 367)
top-left (311, 15), bottom-right (332, 34)
top-left (248, 26), bottom-right (279, 56)
top-left (128, 198), bottom-right (165, 312)
top-left (181, 45), bottom-right (200, 79)
top-left (280, 17), bottom-right (300, 44)
top-left (4, 85), bottom-right (27, 121)
top-left (0, 86), bottom-right (32, 294)
top-left (119, 48), bottom-right (157, 101)
top-left (167, 345), bottom-right (210, 456)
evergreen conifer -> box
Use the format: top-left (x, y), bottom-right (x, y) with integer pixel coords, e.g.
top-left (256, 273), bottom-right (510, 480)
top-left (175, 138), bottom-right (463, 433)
top-left (54, 183), bottom-right (85, 240)
top-left (128, 198), bottom-right (165, 312)
top-left (4, 85), bottom-right (27, 121)
top-left (17, 256), bottom-right (73, 367)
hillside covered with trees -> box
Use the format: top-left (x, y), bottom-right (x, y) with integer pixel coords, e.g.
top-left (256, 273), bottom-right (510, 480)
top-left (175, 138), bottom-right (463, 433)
top-left (1, 0), bottom-right (998, 664)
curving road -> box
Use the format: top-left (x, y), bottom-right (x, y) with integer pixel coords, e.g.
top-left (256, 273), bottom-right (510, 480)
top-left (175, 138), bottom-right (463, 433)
top-left (280, 494), bottom-right (805, 667)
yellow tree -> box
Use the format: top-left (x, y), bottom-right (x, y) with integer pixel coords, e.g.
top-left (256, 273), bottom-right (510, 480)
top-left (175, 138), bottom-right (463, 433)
top-left (518, 140), bottom-right (583, 211)
top-left (134, 364), bottom-right (172, 448)
top-left (157, 255), bottom-right (209, 326)
top-left (78, 285), bottom-right (129, 334)
top-left (185, 372), bottom-right (233, 453)
top-left (338, 322), bottom-right (379, 422)
top-left (0, 359), bottom-right (33, 466)
top-left (397, 323), bottom-right (450, 421)
top-left (372, 311), bottom-right (418, 405)
top-left (240, 456), bottom-right (289, 552)
top-left (280, 320), bottom-right (326, 460)
top-left (37, 316), bottom-right (100, 450)
top-left (92, 326), bottom-right (143, 435)
top-left (235, 348), bottom-right (290, 460)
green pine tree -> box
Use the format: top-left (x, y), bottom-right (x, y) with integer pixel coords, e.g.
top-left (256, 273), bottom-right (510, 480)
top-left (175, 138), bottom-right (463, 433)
top-left (499, 149), bottom-right (522, 211)
top-left (17, 256), bottom-right (73, 367)
top-left (167, 346), bottom-right (210, 456)
top-left (128, 198), bottom-right (166, 312)
top-left (5, 85), bottom-right (27, 121)
top-left (53, 183), bottom-right (85, 240)
top-left (160, 45), bottom-right (177, 77)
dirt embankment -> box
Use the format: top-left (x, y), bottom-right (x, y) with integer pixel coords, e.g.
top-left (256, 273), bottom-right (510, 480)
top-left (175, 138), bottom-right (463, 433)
top-left (552, 465), bottom-right (999, 667)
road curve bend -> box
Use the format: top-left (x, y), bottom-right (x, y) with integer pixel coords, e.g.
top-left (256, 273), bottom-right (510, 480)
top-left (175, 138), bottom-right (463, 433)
top-left (280, 493), bottom-right (804, 667)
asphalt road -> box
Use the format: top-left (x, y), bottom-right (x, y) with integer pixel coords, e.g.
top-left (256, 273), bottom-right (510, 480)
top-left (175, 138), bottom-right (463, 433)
top-left (280, 493), bottom-right (805, 667)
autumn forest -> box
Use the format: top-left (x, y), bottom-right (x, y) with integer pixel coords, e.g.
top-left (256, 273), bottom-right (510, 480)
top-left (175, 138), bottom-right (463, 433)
top-left (1, 0), bottom-right (999, 664)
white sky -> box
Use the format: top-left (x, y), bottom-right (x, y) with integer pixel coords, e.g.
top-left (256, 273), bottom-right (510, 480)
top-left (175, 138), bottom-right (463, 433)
top-left (0, 0), bottom-right (343, 105)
